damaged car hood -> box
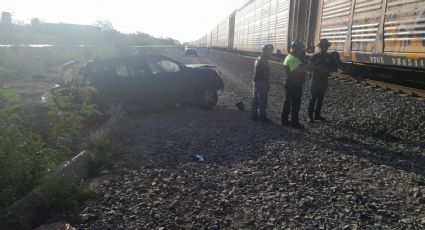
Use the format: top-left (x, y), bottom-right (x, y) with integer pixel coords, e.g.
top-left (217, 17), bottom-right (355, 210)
top-left (185, 64), bottom-right (223, 77)
top-left (185, 64), bottom-right (217, 69)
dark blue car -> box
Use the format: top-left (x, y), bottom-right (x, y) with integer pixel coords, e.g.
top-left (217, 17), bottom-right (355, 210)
top-left (78, 54), bottom-right (224, 110)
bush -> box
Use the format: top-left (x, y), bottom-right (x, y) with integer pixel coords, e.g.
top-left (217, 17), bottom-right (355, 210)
top-left (0, 84), bottom-right (100, 209)
top-left (87, 135), bottom-right (120, 176)
top-left (0, 92), bottom-right (59, 208)
top-left (47, 83), bottom-right (100, 152)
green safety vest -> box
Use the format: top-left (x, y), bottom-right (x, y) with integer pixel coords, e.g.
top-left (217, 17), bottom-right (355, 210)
top-left (283, 53), bottom-right (302, 72)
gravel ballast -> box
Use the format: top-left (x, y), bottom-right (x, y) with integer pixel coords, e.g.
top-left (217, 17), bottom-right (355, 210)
top-left (71, 49), bottom-right (425, 229)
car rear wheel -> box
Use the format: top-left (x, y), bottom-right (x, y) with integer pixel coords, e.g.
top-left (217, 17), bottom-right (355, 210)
top-left (197, 89), bottom-right (218, 109)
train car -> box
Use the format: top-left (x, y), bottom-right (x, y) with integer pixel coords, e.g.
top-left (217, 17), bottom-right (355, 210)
top-left (191, 34), bottom-right (207, 47)
top-left (209, 25), bottom-right (219, 48)
top-left (233, 0), bottom-right (292, 53)
top-left (218, 12), bottom-right (236, 49)
top-left (315, 0), bottom-right (425, 70)
top-left (207, 12), bottom-right (236, 49)
top-left (190, 0), bottom-right (317, 53)
top-left (232, 0), bottom-right (318, 54)
top-left (216, 19), bottom-right (228, 48)
top-left (202, 34), bottom-right (208, 47)
top-left (191, 0), bottom-right (425, 70)
top-left (206, 31), bottom-right (212, 47)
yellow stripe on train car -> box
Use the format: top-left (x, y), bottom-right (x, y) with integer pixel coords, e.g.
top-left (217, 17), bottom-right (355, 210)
top-left (352, 53), bottom-right (357, 62)
top-left (343, 51), bottom-right (351, 58)
top-left (404, 54), bottom-right (420, 59)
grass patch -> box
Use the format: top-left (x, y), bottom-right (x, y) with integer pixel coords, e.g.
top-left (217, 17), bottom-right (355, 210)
top-left (43, 180), bottom-right (101, 213)
top-left (87, 134), bottom-right (121, 176)
top-left (0, 84), bottom-right (100, 209)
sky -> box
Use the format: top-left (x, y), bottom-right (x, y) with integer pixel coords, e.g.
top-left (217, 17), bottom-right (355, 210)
top-left (1, 0), bottom-right (249, 42)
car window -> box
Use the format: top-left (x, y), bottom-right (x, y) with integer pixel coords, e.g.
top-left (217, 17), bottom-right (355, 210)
top-left (129, 63), bottom-right (149, 76)
top-left (87, 63), bottom-right (109, 75)
top-left (85, 63), bottom-right (116, 81)
top-left (158, 60), bottom-right (180, 73)
top-left (147, 61), bottom-right (162, 74)
top-left (147, 58), bottom-right (180, 74)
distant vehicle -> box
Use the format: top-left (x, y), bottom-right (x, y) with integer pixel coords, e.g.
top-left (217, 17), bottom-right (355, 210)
top-left (184, 48), bottom-right (198, 56)
top-left (69, 54), bottom-right (224, 110)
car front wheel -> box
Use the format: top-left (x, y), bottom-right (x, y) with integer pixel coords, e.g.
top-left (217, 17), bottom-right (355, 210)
top-left (197, 89), bottom-right (218, 109)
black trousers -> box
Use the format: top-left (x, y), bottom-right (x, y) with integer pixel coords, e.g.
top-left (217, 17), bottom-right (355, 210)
top-left (281, 85), bottom-right (303, 124)
top-left (251, 82), bottom-right (269, 119)
top-left (308, 89), bottom-right (326, 118)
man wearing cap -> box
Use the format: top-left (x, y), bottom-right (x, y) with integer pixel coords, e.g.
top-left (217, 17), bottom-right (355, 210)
top-left (281, 40), bottom-right (315, 129)
top-left (307, 38), bottom-right (339, 123)
top-left (251, 44), bottom-right (273, 122)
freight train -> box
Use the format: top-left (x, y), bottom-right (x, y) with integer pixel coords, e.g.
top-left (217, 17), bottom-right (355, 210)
top-left (190, 0), bottom-right (425, 71)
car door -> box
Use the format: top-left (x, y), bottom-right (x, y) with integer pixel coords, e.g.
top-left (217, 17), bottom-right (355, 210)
top-left (145, 56), bottom-right (191, 105)
top-left (121, 57), bottom-right (155, 107)
top-left (86, 60), bottom-right (119, 106)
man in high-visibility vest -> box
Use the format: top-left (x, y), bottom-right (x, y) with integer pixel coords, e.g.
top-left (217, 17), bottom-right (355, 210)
top-left (281, 40), bottom-right (315, 129)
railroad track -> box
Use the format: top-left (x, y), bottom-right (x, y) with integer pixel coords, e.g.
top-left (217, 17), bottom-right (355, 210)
top-left (214, 48), bottom-right (425, 98)
top-left (330, 72), bottom-right (425, 98)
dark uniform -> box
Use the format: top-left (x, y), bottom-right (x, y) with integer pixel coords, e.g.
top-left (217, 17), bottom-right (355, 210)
top-left (308, 51), bottom-right (338, 121)
top-left (251, 56), bottom-right (270, 120)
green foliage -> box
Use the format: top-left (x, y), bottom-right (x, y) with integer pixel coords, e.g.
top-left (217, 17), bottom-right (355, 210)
top-left (47, 84), bottom-right (101, 152)
top-left (0, 92), bottom-right (58, 208)
top-left (95, 20), bottom-right (114, 32)
top-left (43, 178), bottom-right (100, 212)
top-left (0, 85), bottom-right (100, 209)
top-left (75, 185), bottom-right (100, 201)
top-left (87, 136), bottom-right (120, 176)
top-left (0, 22), bottom-right (148, 211)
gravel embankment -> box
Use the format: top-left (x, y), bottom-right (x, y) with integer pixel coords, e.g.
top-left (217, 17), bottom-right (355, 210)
top-left (71, 48), bottom-right (425, 229)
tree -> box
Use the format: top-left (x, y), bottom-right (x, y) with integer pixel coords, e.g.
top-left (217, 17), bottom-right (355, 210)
top-left (94, 20), bottom-right (114, 32)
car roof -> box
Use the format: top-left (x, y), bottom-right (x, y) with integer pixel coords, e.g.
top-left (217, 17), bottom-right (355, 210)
top-left (84, 54), bottom-right (173, 67)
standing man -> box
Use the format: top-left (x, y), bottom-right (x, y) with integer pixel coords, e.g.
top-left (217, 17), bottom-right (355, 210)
top-left (251, 44), bottom-right (274, 122)
top-left (281, 40), bottom-right (314, 129)
top-left (307, 39), bottom-right (339, 123)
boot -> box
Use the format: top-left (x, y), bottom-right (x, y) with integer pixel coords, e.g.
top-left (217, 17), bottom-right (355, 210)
top-left (259, 117), bottom-right (272, 123)
top-left (292, 122), bottom-right (304, 129)
top-left (281, 119), bottom-right (289, 126)
top-left (308, 114), bottom-right (315, 123)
